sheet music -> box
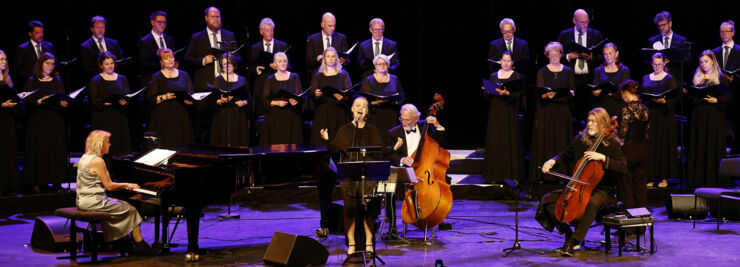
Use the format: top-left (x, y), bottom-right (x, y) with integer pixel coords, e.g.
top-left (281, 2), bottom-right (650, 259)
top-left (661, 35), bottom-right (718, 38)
top-left (387, 52), bottom-right (396, 59)
top-left (134, 148), bottom-right (177, 166)
top-left (18, 89), bottom-right (38, 100)
top-left (191, 92), bottom-right (213, 100)
top-left (126, 86), bottom-right (147, 98)
top-left (69, 86), bottom-right (86, 99)
top-left (345, 42), bottom-right (358, 54)
top-left (652, 41), bottom-right (665, 50)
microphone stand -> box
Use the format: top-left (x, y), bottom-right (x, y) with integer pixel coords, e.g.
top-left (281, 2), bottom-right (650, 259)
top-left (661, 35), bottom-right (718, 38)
top-left (218, 40), bottom-right (240, 219)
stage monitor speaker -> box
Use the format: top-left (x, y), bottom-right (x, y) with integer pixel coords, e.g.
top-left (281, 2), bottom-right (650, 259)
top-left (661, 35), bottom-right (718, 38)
top-left (263, 232), bottom-right (329, 267)
top-left (30, 216), bottom-right (82, 251)
top-left (666, 194), bottom-right (707, 220)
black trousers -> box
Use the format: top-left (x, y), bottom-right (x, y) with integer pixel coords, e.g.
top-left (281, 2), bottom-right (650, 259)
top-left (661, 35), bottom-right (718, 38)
top-left (619, 141), bottom-right (648, 210)
top-left (544, 187), bottom-right (615, 242)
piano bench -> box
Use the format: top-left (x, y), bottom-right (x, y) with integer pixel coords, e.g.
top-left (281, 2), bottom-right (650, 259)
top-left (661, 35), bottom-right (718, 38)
top-left (602, 215), bottom-right (655, 256)
top-left (54, 207), bottom-right (112, 263)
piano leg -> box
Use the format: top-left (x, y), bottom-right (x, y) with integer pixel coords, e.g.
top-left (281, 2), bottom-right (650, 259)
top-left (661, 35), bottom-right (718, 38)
top-left (185, 206), bottom-right (203, 253)
top-left (153, 212), bottom-right (161, 246)
top-left (160, 203), bottom-right (171, 253)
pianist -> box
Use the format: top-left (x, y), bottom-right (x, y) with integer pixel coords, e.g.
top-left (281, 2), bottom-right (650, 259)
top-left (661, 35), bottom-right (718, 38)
top-left (76, 130), bottom-right (157, 256)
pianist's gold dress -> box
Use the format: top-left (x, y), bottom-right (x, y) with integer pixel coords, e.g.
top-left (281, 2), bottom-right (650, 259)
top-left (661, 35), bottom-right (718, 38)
top-left (76, 153), bottom-right (142, 241)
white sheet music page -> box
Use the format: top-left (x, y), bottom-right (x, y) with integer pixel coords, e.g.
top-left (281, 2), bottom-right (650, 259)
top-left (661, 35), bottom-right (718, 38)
top-left (134, 149), bottom-right (177, 166)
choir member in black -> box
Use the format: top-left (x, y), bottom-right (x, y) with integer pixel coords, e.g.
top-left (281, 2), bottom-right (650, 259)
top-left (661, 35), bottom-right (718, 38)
top-left (557, 9), bottom-right (604, 124)
top-left (14, 20), bottom-right (56, 87)
top-left (360, 54), bottom-right (405, 143)
top-left (537, 108), bottom-right (627, 257)
top-left (529, 42), bottom-right (575, 182)
top-left (647, 11), bottom-right (691, 86)
top-left (23, 53), bottom-right (68, 192)
top-left (138, 10), bottom-right (174, 87)
top-left (260, 52), bottom-right (303, 145)
top-left (310, 47), bottom-right (351, 145)
top-left (88, 51), bottom-right (131, 156)
top-left (357, 18), bottom-right (400, 79)
top-left (208, 53), bottom-right (251, 146)
top-left (80, 16), bottom-right (123, 82)
top-left (686, 51), bottom-right (731, 187)
top-left (713, 21), bottom-right (740, 153)
top-left (249, 18), bottom-right (288, 116)
top-left (488, 18), bottom-right (530, 74)
top-left (641, 53), bottom-right (678, 188)
top-left (305, 12), bottom-right (349, 73)
top-left (592, 43), bottom-right (630, 118)
top-left (146, 48), bottom-right (195, 149)
top-left (0, 50), bottom-right (20, 195)
top-left (483, 52), bottom-right (524, 183)
top-left (320, 96), bottom-right (384, 255)
top-left (617, 80), bottom-right (649, 219)
top-left (185, 7), bottom-right (240, 92)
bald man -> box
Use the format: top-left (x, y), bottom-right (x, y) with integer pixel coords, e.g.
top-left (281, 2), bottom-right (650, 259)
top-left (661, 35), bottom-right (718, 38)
top-left (305, 12), bottom-right (349, 73)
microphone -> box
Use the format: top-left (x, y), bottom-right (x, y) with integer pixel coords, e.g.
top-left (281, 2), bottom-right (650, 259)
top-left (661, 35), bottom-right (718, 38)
top-left (354, 111), bottom-right (363, 124)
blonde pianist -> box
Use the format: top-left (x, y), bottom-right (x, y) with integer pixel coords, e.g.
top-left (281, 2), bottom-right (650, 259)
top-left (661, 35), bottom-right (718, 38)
top-left (76, 130), bottom-right (157, 256)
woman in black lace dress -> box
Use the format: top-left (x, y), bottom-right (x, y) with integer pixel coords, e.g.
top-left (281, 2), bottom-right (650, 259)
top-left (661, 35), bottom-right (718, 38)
top-left (617, 80), bottom-right (649, 213)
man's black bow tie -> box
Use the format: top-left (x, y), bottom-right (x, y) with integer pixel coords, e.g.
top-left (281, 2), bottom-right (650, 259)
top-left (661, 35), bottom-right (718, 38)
top-left (406, 128), bottom-right (417, 134)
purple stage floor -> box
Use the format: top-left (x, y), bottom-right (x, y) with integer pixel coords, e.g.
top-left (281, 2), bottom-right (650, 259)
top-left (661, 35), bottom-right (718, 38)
top-left (1, 199), bottom-right (738, 266)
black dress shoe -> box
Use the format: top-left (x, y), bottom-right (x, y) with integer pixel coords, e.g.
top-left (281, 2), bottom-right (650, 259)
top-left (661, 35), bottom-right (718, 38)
top-left (133, 241), bottom-right (159, 256)
top-left (560, 237), bottom-right (578, 257)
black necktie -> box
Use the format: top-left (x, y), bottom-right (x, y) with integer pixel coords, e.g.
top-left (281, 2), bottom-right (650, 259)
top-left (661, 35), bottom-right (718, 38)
top-left (406, 128), bottom-right (417, 134)
top-left (724, 46), bottom-right (730, 69)
top-left (159, 36), bottom-right (165, 49)
top-left (97, 39), bottom-right (105, 52)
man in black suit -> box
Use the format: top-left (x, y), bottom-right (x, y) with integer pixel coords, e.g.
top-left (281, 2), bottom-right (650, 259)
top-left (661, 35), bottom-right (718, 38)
top-left (488, 18), bottom-right (530, 74)
top-left (185, 6), bottom-right (241, 92)
top-left (713, 20), bottom-right (740, 153)
top-left (557, 9), bottom-right (604, 126)
top-left (305, 12), bottom-right (349, 73)
top-left (14, 20), bottom-right (56, 87)
top-left (356, 18), bottom-right (399, 79)
top-left (138, 10), bottom-right (175, 87)
top-left (647, 11), bottom-right (691, 86)
top-left (249, 17), bottom-right (288, 115)
top-left (387, 104), bottom-right (447, 167)
top-left (80, 16), bottom-right (124, 82)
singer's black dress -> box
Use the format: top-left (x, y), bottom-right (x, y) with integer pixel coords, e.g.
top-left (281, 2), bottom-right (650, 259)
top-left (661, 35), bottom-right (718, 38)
top-left (208, 75), bottom-right (251, 146)
top-left (260, 72), bottom-right (304, 145)
top-left (310, 70), bottom-right (352, 145)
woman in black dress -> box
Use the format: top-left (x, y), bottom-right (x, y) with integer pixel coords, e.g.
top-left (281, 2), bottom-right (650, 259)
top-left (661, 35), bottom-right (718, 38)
top-left (24, 52), bottom-right (68, 191)
top-left (146, 48), bottom-right (195, 149)
top-left (529, 42), bottom-right (575, 182)
top-left (209, 53), bottom-right (251, 146)
top-left (0, 50), bottom-right (20, 194)
top-left (320, 97), bottom-right (384, 256)
top-left (360, 54), bottom-right (405, 142)
top-left (617, 80), bottom-right (649, 216)
top-left (641, 52), bottom-right (678, 188)
top-left (592, 43), bottom-right (630, 117)
top-left (483, 52), bottom-right (524, 183)
top-left (88, 51), bottom-right (131, 156)
top-left (260, 52), bottom-right (303, 145)
top-left (686, 50), bottom-right (731, 187)
top-left (310, 47), bottom-right (351, 145)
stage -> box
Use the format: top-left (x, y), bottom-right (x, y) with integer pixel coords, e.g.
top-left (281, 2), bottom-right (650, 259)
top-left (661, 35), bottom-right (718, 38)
top-left (2, 197), bottom-right (739, 266)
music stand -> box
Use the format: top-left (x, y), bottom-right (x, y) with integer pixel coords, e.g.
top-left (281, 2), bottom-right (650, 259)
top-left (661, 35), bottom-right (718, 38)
top-left (378, 167), bottom-right (414, 244)
top-left (502, 180), bottom-right (544, 257)
top-left (337, 146), bottom-right (389, 266)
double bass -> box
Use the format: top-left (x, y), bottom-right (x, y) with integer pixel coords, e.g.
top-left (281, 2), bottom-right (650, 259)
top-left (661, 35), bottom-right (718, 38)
top-left (401, 93), bottom-right (453, 229)
top-left (544, 117), bottom-right (618, 223)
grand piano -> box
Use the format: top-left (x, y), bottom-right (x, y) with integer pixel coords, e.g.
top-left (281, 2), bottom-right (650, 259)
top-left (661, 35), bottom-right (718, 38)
top-left (110, 144), bottom-right (328, 260)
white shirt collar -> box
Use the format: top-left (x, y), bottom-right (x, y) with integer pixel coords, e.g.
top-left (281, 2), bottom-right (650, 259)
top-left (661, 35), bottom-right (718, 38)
top-left (573, 27), bottom-right (587, 44)
top-left (724, 40), bottom-right (735, 48)
top-left (207, 28), bottom-right (220, 35)
top-left (151, 30), bottom-right (164, 40)
top-left (30, 39), bottom-right (40, 47)
top-left (662, 31), bottom-right (673, 40)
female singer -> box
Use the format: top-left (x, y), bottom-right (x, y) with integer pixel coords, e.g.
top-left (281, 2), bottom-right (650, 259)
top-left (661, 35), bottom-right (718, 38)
top-left (592, 43), bottom-right (630, 117)
top-left (617, 80), bottom-right (649, 217)
top-left (483, 51), bottom-right (523, 183)
top-left (209, 53), bottom-right (251, 146)
top-left (686, 50), bottom-right (731, 187)
top-left (24, 52), bottom-right (68, 192)
top-left (529, 42), bottom-right (575, 182)
top-left (146, 48), bottom-right (194, 149)
top-left (0, 50), bottom-right (20, 195)
top-left (310, 47), bottom-right (352, 144)
top-left (76, 130), bottom-right (156, 255)
top-left (260, 52), bottom-right (303, 145)
top-left (88, 51), bottom-right (131, 156)
top-left (360, 54), bottom-right (405, 142)
top-left (641, 53), bottom-right (678, 188)
top-left (320, 97), bottom-right (384, 256)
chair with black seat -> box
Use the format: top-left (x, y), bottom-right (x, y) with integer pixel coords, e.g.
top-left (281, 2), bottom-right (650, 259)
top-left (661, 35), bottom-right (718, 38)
top-left (54, 207), bottom-right (112, 263)
top-left (693, 157), bottom-right (740, 230)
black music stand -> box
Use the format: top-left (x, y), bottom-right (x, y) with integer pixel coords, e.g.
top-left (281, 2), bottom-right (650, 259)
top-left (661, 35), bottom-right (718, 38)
top-left (379, 167), bottom-right (414, 244)
top-left (502, 180), bottom-right (544, 257)
top-left (337, 146), bottom-right (389, 266)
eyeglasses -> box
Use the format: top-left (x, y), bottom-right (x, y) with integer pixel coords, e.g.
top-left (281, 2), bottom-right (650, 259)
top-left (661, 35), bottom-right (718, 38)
top-left (154, 20), bottom-right (167, 24)
top-left (501, 30), bottom-right (514, 34)
top-left (652, 63), bottom-right (665, 67)
top-left (375, 62), bottom-right (388, 66)
top-left (399, 117), bottom-right (416, 123)
top-left (371, 28), bottom-right (384, 33)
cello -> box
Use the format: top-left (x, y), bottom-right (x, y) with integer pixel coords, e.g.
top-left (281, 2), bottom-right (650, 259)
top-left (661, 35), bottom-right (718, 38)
top-left (544, 117), bottom-right (618, 223)
top-left (401, 93), bottom-right (453, 229)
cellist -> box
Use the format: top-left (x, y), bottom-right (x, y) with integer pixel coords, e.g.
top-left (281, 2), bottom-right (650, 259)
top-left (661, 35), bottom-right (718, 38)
top-left (387, 104), bottom-right (447, 167)
top-left (536, 107), bottom-right (627, 257)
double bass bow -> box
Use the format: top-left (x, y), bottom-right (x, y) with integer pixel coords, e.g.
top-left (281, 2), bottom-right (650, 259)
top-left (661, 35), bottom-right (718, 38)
top-left (544, 116), bottom-right (618, 223)
top-left (401, 93), bottom-right (453, 229)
